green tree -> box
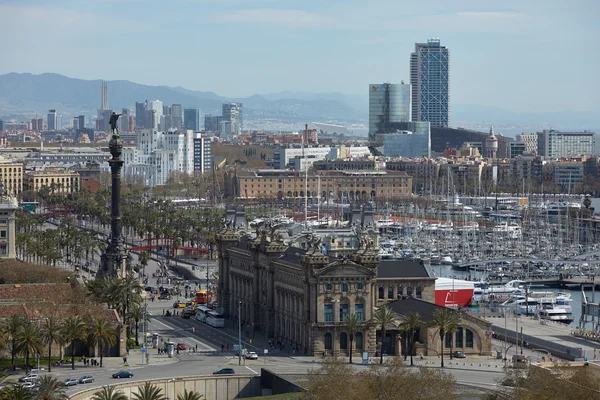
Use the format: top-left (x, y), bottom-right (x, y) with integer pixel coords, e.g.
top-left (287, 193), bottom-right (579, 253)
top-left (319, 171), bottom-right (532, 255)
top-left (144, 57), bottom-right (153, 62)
top-left (15, 319), bottom-right (44, 374)
top-left (131, 382), bottom-right (167, 400)
top-left (176, 390), bottom-right (204, 400)
top-left (91, 386), bottom-right (128, 400)
top-left (87, 319), bottom-right (117, 368)
top-left (372, 306), bottom-right (398, 365)
top-left (128, 303), bottom-right (150, 347)
top-left (428, 308), bottom-right (459, 368)
top-left (35, 375), bottom-right (68, 400)
top-left (41, 316), bottom-right (63, 373)
top-left (5, 315), bottom-right (24, 371)
top-left (60, 316), bottom-right (88, 370)
top-left (0, 384), bottom-right (30, 400)
top-left (398, 312), bottom-right (423, 366)
top-left (343, 313), bottom-right (367, 365)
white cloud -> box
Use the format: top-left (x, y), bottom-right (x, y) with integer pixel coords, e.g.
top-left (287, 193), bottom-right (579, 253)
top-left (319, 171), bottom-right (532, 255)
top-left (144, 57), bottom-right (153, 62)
top-left (218, 9), bottom-right (334, 27)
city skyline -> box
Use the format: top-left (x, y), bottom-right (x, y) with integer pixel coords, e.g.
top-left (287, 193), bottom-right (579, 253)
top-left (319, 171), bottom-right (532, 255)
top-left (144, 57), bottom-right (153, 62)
top-left (0, 1), bottom-right (598, 114)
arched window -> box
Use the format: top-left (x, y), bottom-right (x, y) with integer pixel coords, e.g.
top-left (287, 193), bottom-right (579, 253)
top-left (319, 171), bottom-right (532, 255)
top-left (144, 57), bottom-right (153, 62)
top-left (445, 332), bottom-right (452, 348)
top-left (466, 329), bottom-right (474, 348)
top-left (341, 283), bottom-right (348, 292)
top-left (340, 332), bottom-right (348, 350)
top-left (397, 286), bottom-right (403, 298)
top-left (355, 332), bottom-right (364, 350)
top-left (407, 286), bottom-right (413, 297)
top-left (416, 286), bottom-right (422, 299)
top-left (387, 287), bottom-right (394, 299)
top-left (324, 332), bottom-right (332, 350)
top-left (378, 287), bottom-right (384, 299)
top-left (455, 327), bottom-right (463, 348)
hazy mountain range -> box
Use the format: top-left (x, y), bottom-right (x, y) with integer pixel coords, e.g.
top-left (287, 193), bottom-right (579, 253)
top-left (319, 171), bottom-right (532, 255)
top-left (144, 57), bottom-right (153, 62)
top-left (0, 73), bottom-right (598, 131)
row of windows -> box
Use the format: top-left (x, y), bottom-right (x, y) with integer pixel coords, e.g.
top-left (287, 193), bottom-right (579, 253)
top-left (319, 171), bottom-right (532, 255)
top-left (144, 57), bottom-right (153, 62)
top-left (324, 282), bottom-right (364, 292)
top-left (324, 331), bottom-right (363, 350)
top-left (378, 286), bottom-right (422, 299)
top-left (324, 303), bottom-right (364, 321)
top-left (445, 328), bottom-right (474, 348)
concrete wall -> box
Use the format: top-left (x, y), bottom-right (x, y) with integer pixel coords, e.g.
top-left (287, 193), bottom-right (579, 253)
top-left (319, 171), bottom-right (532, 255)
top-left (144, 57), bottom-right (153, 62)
top-left (261, 369), bottom-right (306, 395)
top-left (69, 375), bottom-right (261, 400)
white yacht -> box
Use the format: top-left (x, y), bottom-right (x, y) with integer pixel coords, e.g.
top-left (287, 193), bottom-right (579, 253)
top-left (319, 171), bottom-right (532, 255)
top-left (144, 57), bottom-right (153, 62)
top-left (538, 305), bottom-right (574, 324)
top-left (478, 280), bottom-right (525, 301)
top-left (492, 222), bottom-right (522, 239)
top-left (500, 292), bottom-right (573, 316)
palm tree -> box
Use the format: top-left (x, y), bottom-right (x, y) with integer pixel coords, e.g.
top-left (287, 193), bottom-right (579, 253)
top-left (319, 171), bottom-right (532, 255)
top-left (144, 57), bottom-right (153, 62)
top-left (41, 316), bottom-right (63, 373)
top-left (398, 312), bottom-right (423, 366)
top-left (87, 319), bottom-right (117, 367)
top-left (372, 306), bottom-right (398, 364)
top-left (428, 308), bottom-right (459, 368)
top-left (5, 315), bottom-right (24, 370)
top-left (15, 319), bottom-right (44, 374)
top-left (36, 375), bottom-right (68, 400)
top-left (128, 304), bottom-right (150, 346)
top-left (131, 382), bottom-right (167, 400)
top-left (61, 316), bottom-right (88, 370)
top-left (343, 313), bottom-right (366, 364)
top-left (177, 389), bottom-right (204, 400)
top-left (0, 384), bottom-right (30, 400)
top-left (91, 386), bottom-right (128, 400)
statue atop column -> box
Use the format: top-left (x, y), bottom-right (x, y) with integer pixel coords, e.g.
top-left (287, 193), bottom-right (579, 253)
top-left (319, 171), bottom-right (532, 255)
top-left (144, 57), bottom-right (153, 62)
top-left (109, 112), bottom-right (122, 136)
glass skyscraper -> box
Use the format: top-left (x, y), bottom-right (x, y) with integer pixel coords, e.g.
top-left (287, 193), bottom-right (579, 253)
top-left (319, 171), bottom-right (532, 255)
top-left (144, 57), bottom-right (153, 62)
top-left (184, 108), bottom-right (201, 131)
top-left (410, 38), bottom-right (450, 127)
top-left (368, 83), bottom-right (411, 144)
top-left (383, 121), bottom-right (431, 158)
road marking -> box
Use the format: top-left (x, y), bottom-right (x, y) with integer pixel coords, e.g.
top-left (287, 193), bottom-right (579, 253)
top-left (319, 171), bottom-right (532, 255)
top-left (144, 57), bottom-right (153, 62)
top-left (149, 319), bottom-right (216, 351)
top-left (245, 366), bottom-right (258, 374)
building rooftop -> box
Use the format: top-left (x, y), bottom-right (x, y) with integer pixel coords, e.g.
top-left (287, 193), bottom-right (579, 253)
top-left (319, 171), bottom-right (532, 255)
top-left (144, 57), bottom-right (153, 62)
top-left (377, 259), bottom-right (434, 279)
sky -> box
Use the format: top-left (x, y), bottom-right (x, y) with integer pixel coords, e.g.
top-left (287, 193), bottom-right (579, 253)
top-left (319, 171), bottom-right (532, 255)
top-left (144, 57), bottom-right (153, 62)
top-left (0, 0), bottom-right (598, 113)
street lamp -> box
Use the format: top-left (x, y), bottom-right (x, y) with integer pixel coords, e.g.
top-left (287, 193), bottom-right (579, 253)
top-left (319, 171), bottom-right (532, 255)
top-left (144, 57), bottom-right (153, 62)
top-left (238, 301), bottom-right (242, 365)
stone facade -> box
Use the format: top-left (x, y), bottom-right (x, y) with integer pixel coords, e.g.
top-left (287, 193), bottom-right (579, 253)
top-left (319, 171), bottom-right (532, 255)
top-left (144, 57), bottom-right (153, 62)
top-left (217, 226), bottom-right (492, 357)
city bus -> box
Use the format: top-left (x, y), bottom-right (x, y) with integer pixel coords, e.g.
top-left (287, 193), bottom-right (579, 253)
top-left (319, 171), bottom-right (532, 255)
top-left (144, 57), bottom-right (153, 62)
top-left (195, 290), bottom-right (212, 305)
top-left (206, 311), bottom-right (225, 328)
top-left (195, 305), bottom-right (211, 323)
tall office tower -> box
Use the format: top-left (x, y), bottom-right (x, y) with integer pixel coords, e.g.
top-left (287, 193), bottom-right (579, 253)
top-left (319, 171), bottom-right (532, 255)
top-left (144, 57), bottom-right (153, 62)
top-left (47, 109), bottom-right (58, 131)
top-left (72, 118), bottom-right (79, 130)
top-left (184, 108), bottom-right (201, 131)
top-left (410, 38), bottom-right (450, 127)
top-left (204, 115), bottom-right (222, 132)
top-left (77, 115), bottom-right (85, 130)
top-left (119, 108), bottom-right (131, 132)
top-left (135, 102), bottom-right (146, 128)
top-left (170, 104), bottom-right (183, 130)
top-left (37, 118), bottom-right (44, 131)
top-left (31, 118), bottom-right (39, 131)
top-left (128, 115), bottom-right (135, 132)
top-left (148, 100), bottom-right (163, 129)
top-left (101, 80), bottom-right (109, 110)
top-left (368, 82), bottom-right (412, 144)
top-left (222, 103), bottom-right (243, 134)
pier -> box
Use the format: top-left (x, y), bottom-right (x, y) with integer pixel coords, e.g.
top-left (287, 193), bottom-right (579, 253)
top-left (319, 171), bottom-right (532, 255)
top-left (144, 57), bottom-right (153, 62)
top-left (486, 276), bottom-right (599, 289)
top-left (488, 314), bottom-right (598, 361)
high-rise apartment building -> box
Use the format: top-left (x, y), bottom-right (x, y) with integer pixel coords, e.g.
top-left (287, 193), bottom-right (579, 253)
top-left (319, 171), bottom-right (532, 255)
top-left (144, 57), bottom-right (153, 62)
top-left (47, 109), bottom-right (58, 131)
top-left (222, 103), bottom-right (243, 135)
top-left (170, 104), bottom-right (183, 130)
top-left (148, 100), bottom-right (163, 130)
top-left (410, 38), bottom-right (450, 127)
top-left (77, 115), bottom-right (85, 131)
top-left (204, 115), bottom-right (222, 132)
top-left (101, 80), bottom-right (109, 110)
top-left (135, 102), bottom-right (146, 128)
top-left (368, 82), bottom-right (412, 144)
top-left (193, 134), bottom-right (212, 173)
top-left (184, 108), bottom-right (201, 131)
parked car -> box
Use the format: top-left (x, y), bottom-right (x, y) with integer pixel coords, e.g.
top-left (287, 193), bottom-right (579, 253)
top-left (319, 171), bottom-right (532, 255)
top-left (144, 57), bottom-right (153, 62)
top-left (177, 343), bottom-right (187, 351)
top-left (19, 374), bottom-right (38, 383)
top-left (245, 352), bottom-right (259, 360)
top-left (112, 371), bottom-right (134, 379)
top-left (62, 378), bottom-right (79, 387)
top-left (452, 351), bottom-right (467, 359)
top-left (79, 376), bottom-right (94, 384)
top-left (21, 382), bottom-right (36, 389)
top-left (213, 368), bottom-right (235, 375)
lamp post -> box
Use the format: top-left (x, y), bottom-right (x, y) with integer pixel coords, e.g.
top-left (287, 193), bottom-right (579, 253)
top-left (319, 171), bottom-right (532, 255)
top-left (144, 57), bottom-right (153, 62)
top-left (238, 301), bottom-right (242, 365)
top-left (333, 299), bottom-right (340, 355)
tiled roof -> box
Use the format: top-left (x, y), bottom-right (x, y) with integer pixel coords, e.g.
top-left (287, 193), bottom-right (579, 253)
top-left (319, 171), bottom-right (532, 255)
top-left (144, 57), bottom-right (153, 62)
top-left (377, 260), bottom-right (434, 279)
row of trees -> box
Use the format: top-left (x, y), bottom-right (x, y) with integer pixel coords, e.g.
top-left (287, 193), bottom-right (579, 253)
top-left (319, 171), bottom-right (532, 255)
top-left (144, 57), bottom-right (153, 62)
top-left (91, 384), bottom-right (203, 400)
top-left (0, 314), bottom-right (117, 372)
top-left (346, 306), bottom-right (459, 368)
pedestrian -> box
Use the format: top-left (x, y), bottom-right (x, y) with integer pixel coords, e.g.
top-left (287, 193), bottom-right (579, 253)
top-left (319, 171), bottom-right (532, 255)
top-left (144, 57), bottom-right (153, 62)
top-left (195, 344), bottom-right (198, 352)
top-left (162, 309), bottom-right (165, 315)
top-left (123, 356), bottom-right (127, 364)
top-left (221, 344), bottom-right (225, 352)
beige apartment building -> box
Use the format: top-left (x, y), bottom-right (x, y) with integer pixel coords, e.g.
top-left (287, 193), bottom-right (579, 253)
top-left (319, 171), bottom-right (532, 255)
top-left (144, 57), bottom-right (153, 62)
top-left (24, 169), bottom-right (80, 194)
top-left (0, 158), bottom-right (24, 197)
top-left (230, 169), bottom-right (412, 201)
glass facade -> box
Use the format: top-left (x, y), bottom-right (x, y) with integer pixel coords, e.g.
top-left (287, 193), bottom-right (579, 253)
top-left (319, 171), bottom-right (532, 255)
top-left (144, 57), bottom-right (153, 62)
top-left (383, 121), bottom-right (431, 158)
top-left (184, 108), bottom-right (201, 131)
top-left (368, 83), bottom-right (411, 143)
top-left (410, 38), bottom-right (450, 127)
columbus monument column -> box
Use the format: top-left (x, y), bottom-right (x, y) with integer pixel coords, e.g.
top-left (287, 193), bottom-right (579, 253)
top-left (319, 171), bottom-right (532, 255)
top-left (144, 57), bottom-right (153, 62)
top-left (97, 114), bottom-right (128, 278)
